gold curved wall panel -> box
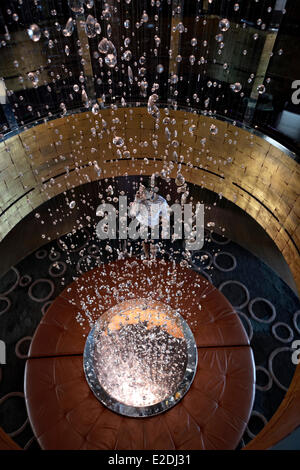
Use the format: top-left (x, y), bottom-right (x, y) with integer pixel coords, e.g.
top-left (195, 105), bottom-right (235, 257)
top-left (0, 427), bottom-right (21, 450)
top-left (0, 107), bottom-right (299, 450)
top-left (0, 108), bottom-right (299, 289)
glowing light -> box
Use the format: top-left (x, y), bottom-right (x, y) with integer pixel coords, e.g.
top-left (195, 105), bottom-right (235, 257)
top-left (84, 298), bottom-right (197, 416)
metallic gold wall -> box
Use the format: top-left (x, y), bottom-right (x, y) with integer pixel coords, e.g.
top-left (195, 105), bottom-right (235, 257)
top-left (0, 107), bottom-right (299, 289)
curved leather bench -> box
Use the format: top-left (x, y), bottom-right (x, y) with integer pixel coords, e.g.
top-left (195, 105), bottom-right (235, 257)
top-left (28, 259), bottom-right (249, 357)
top-left (25, 259), bottom-right (255, 449)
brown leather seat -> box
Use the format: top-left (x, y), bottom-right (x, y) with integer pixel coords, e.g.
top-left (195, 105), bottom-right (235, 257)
top-left (25, 347), bottom-right (255, 450)
top-left (25, 259), bottom-right (255, 449)
top-left (28, 259), bottom-right (249, 357)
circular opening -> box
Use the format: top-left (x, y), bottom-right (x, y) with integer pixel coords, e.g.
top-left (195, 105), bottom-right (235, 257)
top-left (276, 325), bottom-right (289, 339)
top-left (35, 249), bottom-right (47, 260)
top-left (249, 298), bottom-right (276, 323)
top-left (219, 281), bottom-right (250, 309)
top-left (213, 252), bottom-right (236, 271)
top-left (253, 301), bottom-right (271, 320)
top-left (31, 282), bottom-right (51, 299)
top-left (84, 298), bottom-right (197, 417)
top-left (15, 337), bottom-right (32, 359)
top-left (28, 279), bottom-right (54, 302)
top-left (272, 322), bottom-right (294, 343)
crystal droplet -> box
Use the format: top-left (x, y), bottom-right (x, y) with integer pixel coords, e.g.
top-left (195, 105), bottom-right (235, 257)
top-left (63, 17), bottom-right (74, 37)
top-left (209, 124), bottom-right (218, 135)
top-left (177, 22), bottom-right (184, 33)
top-left (27, 24), bottom-right (41, 42)
top-left (230, 82), bottom-right (242, 93)
top-left (105, 53), bottom-right (117, 68)
top-left (147, 94), bottom-right (160, 119)
top-left (154, 35), bottom-right (161, 47)
top-left (141, 11), bottom-right (149, 23)
top-left (113, 136), bottom-right (124, 147)
top-left (4, 26), bottom-right (11, 41)
top-left (27, 72), bottom-right (39, 87)
top-left (92, 102), bottom-right (100, 114)
top-left (85, 0), bottom-right (94, 8)
top-left (175, 173), bottom-right (185, 186)
top-left (123, 50), bottom-right (132, 61)
top-left (98, 37), bottom-right (116, 55)
top-left (102, 6), bottom-right (111, 21)
top-left (95, 22), bottom-right (101, 35)
top-left (219, 18), bottom-right (230, 32)
top-left (128, 66), bottom-right (133, 84)
top-left (139, 78), bottom-right (148, 97)
top-left (81, 88), bottom-right (89, 107)
top-left (85, 15), bottom-right (98, 38)
top-left (257, 84), bottom-right (266, 94)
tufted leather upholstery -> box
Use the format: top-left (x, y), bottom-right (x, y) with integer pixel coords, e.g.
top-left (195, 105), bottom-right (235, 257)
top-left (25, 259), bottom-right (255, 449)
top-left (25, 348), bottom-right (255, 450)
top-left (28, 259), bottom-right (249, 357)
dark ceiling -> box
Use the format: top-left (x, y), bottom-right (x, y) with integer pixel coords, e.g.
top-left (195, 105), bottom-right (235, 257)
top-left (0, 0), bottom-right (299, 154)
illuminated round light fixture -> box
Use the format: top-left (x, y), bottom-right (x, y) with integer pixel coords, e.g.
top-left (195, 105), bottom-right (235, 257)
top-left (84, 298), bottom-right (198, 417)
